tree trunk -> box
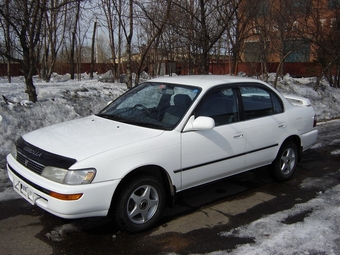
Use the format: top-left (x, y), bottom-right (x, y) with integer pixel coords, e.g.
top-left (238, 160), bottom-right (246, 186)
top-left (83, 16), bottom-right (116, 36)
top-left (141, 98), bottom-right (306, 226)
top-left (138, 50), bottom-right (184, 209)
top-left (25, 76), bottom-right (38, 102)
top-left (21, 33), bottom-right (38, 102)
top-left (90, 21), bottom-right (97, 79)
top-left (5, 0), bottom-right (11, 83)
top-left (126, 44), bottom-right (132, 88)
top-left (126, 0), bottom-right (134, 88)
top-left (7, 60), bottom-right (11, 83)
top-left (230, 51), bottom-right (238, 75)
top-left (22, 61), bottom-right (38, 102)
top-left (70, 1), bottom-right (80, 80)
top-left (199, 0), bottom-right (210, 74)
top-left (70, 31), bottom-right (76, 80)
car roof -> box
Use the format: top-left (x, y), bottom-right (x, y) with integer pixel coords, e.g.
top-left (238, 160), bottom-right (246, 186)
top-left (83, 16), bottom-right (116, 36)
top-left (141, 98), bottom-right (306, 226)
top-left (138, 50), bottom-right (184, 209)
top-left (147, 75), bottom-right (267, 90)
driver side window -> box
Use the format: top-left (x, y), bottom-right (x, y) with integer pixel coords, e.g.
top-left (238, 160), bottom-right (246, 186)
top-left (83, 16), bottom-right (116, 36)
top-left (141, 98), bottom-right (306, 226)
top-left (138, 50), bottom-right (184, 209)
top-left (196, 88), bottom-right (239, 126)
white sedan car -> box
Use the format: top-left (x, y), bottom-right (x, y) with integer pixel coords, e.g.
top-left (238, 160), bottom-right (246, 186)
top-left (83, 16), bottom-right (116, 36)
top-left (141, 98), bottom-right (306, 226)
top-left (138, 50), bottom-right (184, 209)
top-left (7, 75), bottom-right (318, 233)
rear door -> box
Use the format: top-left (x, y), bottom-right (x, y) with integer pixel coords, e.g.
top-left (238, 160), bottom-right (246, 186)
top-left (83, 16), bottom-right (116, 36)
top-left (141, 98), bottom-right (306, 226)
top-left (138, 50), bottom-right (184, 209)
top-left (239, 84), bottom-right (288, 169)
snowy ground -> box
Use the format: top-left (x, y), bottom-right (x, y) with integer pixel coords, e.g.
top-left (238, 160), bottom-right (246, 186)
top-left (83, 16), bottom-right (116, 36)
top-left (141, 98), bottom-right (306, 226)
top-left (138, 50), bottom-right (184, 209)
top-left (1, 73), bottom-right (340, 254)
top-left (215, 180), bottom-right (340, 255)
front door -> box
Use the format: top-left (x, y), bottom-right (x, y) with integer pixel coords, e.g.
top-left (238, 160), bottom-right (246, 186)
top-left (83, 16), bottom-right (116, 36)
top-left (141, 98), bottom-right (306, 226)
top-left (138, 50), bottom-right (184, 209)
top-left (180, 87), bottom-right (246, 190)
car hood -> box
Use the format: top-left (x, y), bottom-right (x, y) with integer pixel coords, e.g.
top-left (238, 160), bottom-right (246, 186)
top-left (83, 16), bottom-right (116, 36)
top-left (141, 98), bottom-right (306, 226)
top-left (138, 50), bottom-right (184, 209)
top-left (22, 115), bottom-right (164, 162)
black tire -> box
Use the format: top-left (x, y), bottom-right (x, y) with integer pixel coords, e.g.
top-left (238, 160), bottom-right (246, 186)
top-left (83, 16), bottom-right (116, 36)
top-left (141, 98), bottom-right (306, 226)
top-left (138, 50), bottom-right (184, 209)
top-left (113, 174), bottom-right (166, 233)
top-left (271, 141), bottom-right (298, 181)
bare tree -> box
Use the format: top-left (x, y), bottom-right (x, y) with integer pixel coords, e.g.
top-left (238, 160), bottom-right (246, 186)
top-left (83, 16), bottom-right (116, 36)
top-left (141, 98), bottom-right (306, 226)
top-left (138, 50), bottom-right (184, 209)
top-left (112, 0), bottom-right (134, 88)
top-left (126, 0), bottom-right (134, 88)
top-left (133, 0), bottom-right (172, 83)
top-left (242, 0), bottom-right (312, 86)
top-left (39, 0), bottom-right (70, 82)
top-left (307, 0), bottom-right (340, 89)
top-left (57, 1), bottom-right (93, 80)
top-left (90, 19), bottom-right (97, 79)
top-left (101, 0), bottom-right (119, 81)
top-left (227, 0), bottom-right (256, 75)
top-left (242, 0), bottom-right (285, 80)
top-left (169, 0), bottom-right (240, 74)
top-left (0, 0), bottom-right (12, 82)
top-left (69, 0), bottom-right (81, 80)
top-left (0, 0), bottom-right (49, 102)
top-left (270, 0), bottom-right (312, 87)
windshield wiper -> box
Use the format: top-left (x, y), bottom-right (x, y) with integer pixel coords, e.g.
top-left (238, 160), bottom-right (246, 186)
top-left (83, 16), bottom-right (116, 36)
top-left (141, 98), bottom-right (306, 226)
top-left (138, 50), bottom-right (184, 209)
top-left (125, 120), bottom-right (168, 129)
top-left (96, 113), bottom-right (124, 121)
top-left (97, 114), bottom-right (169, 129)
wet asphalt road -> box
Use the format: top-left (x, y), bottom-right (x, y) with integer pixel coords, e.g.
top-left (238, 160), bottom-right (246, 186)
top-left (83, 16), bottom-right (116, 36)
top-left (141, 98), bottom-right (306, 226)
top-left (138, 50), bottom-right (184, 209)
top-left (0, 120), bottom-right (339, 255)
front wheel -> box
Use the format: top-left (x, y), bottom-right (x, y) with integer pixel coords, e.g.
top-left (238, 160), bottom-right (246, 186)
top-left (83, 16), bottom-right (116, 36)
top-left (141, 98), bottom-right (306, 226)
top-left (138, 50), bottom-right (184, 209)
top-left (113, 174), bottom-right (166, 233)
top-left (271, 141), bottom-right (298, 181)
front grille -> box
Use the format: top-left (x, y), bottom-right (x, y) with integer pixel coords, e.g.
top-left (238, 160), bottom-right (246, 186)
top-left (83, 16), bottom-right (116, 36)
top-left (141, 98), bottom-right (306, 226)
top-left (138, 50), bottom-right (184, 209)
top-left (15, 137), bottom-right (77, 175)
top-left (17, 151), bottom-right (45, 175)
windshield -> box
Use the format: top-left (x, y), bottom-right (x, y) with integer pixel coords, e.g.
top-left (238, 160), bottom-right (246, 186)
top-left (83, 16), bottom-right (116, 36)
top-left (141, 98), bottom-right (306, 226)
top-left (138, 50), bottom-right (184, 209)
top-left (97, 82), bottom-right (201, 130)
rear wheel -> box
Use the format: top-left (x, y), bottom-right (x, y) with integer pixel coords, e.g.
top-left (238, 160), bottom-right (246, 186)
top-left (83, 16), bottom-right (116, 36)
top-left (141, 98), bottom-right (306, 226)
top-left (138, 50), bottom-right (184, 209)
top-left (272, 141), bottom-right (298, 181)
top-left (113, 174), bottom-right (166, 233)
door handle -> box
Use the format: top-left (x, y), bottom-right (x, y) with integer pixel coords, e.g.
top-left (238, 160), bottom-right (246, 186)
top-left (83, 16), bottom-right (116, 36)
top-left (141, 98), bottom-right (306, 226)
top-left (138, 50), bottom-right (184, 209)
top-left (234, 133), bottom-right (244, 139)
top-left (278, 123), bottom-right (286, 128)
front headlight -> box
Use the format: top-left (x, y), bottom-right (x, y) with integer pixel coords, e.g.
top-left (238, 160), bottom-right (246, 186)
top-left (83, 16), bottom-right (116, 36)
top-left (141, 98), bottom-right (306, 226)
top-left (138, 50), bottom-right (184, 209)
top-left (64, 169), bottom-right (96, 185)
top-left (42, 166), bottom-right (68, 183)
top-left (42, 167), bottom-right (96, 185)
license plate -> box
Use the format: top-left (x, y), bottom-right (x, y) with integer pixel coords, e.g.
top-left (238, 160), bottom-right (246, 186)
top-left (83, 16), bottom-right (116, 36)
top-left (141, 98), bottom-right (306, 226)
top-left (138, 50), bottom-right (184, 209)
top-left (13, 177), bottom-right (37, 205)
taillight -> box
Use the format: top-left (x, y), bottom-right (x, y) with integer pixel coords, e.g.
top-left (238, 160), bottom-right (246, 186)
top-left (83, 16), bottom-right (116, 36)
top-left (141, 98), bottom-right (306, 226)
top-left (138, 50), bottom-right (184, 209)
top-left (313, 115), bottom-right (317, 127)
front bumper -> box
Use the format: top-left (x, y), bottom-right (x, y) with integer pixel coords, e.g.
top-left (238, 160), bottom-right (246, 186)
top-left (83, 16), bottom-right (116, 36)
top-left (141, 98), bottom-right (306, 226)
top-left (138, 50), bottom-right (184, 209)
top-left (6, 154), bottom-right (119, 219)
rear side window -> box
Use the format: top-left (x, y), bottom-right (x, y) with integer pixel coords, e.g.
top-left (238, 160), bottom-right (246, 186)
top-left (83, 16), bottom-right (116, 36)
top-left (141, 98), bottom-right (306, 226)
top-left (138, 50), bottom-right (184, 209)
top-left (240, 86), bottom-right (283, 120)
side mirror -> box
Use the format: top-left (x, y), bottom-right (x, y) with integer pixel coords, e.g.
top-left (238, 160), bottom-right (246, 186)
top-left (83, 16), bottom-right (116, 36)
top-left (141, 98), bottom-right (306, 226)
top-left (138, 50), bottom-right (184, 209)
top-left (183, 116), bottom-right (215, 132)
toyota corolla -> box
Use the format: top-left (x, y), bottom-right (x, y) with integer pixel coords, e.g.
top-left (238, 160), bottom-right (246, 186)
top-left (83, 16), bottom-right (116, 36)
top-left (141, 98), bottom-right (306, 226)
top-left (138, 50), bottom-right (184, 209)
top-left (7, 75), bottom-right (318, 233)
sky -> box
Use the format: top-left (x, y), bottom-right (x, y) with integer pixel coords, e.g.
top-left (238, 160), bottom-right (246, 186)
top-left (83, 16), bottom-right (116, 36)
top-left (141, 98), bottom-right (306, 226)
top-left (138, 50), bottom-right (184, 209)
top-left (1, 72), bottom-right (340, 254)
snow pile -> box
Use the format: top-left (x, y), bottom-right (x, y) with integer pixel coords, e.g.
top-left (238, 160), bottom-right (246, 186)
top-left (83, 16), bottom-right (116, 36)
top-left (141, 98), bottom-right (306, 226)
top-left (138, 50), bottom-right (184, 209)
top-left (0, 73), bottom-right (127, 169)
top-left (271, 74), bottom-right (340, 120)
top-left (218, 181), bottom-right (340, 255)
top-left (0, 73), bottom-right (128, 201)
